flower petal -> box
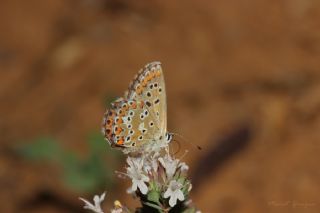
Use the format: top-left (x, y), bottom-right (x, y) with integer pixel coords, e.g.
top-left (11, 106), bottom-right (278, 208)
top-left (138, 181), bottom-right (148, 194)
top-left (177, 190), bottom-right (185, 201)
top-left (169, 193), bottom-right (178, 207)
top-left (132, 181), bottom-right (138, 191)
top-left (141, 175), bottom-right (150, 182)
top-left (163, 188), bottom-right (171, 198)
top-left (100, 192), bottom-right (106, 202)
top-left (79, 197), bottom-right (95, 209)
top-left (93, 195), bottom-right (100, 205)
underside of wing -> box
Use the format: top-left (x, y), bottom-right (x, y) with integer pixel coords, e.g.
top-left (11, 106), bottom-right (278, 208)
top-left (125, 62), bottom-right (168, 137)
top-left (102, 99), bottom-right (160, 150)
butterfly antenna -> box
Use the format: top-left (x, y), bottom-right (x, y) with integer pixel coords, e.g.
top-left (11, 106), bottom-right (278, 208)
top-left (171, 137), bottom-right (181, 155)
top-left (171, 133), bottom-right (202, 150)
top-left (179, 149), bottom-right (189, 161)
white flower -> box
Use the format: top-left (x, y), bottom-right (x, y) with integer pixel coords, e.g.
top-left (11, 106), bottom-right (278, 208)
top-left (151, 152), bottom-right (160, 171)
top-left (179, 162), bottom-right (189, 172)
top-left (126, 156), bottom-right (144, 170)
top-left (163, 180), bottom-right (185, 207)
top-left (126, 156), bottom-right (150, 194)
top-left (159, 154), bottom-right (179, 179)
top-left (144, 164), bottom-right (152, 174)
top-left (144, 153), bottom-right (159, 174)
top-left (79, 192), bottom-right (105, 213)
top-left (127, 167), bottom-right (150, 194)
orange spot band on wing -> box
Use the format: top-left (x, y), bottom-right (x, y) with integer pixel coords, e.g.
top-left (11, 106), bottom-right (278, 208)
top-left (136, 85), bottom-right (142, 94)
top-left (106, 119), bottom-right (112, 125)
top-left (117, 118), bottom-right (123, 124)
top-left (116, 127), bottom-right (122, 135)
top-left (141, 78), bottom-right (148, 87)
top-left (122, 105), bottom-right (129, 111)
top-left (105, 128), bottom-right (112, 137)
top-left (146, 73), bottom-right (152, 81)
top-left (117, 138), bottom-right (124, 145)
top-left (131, 102), bottom-right (137, 109)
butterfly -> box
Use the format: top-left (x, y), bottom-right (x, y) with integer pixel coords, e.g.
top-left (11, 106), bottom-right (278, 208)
top-left (101, 62), bottom-right (172, 153)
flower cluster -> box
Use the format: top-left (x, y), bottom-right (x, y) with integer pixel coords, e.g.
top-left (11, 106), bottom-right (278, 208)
top-left (125, 149), bottom-right (192, 209)
top-left (80, 147), bottom-right (199, 212)
top-left (80, 192), bottom-right (127, 213)
top-left (79, 192), bottom-right (105, 213)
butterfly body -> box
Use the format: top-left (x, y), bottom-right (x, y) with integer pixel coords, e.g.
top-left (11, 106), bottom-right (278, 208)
top-left (102, 62), bottom-right (172, 153)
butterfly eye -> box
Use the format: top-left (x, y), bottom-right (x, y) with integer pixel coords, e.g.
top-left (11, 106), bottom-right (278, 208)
top-left (129, 110), bottom-right (134, 116)
top-left (147, 92), bottom-right (152, 97)
top-left (166, 133), bottom-right (172, 142)
top-left (138, 136), bottom-right (143, 140)
top-left (149, 121), bottom-right (154, 127)
top-left (128, 124), bottom-right (132, 129)
top-left (140, 114), bottom-right (145, 119)
top-left (126, 136), bottom-right (131, 142)
top-left (144, 110), bottom-right (149, 116)
top-left (158, 87), bottom-right (162, 93)
top-left (149, 84), bottom-right (153, 89)
top-left (129, 130), bottom-right (134, 134)
top-left (154, 83), bottom-right (158, 88)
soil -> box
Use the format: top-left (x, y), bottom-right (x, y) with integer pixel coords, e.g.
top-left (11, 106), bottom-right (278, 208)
top-left (0, 0), bottom-right (319, 212)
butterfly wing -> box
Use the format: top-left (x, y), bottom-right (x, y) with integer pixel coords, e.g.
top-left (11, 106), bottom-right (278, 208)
top-left (102, 62), bottom-right (169, 153)
top-left (102, 99), bottom-right (160, 151)
top-left (126, 62), bottom-right (168, 139)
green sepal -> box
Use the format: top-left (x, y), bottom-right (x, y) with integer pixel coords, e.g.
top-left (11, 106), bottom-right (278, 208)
top-left (147, 189), bottom-right (160, 204)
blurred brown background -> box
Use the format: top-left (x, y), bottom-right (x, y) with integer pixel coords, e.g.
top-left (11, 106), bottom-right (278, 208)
top-left (0, 0), bottom-right (319, 212)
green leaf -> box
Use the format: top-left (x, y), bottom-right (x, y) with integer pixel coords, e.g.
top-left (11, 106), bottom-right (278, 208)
top-left (143, 202), bottom-right (163, 211)
top-left (17, 137), bottom-right (61, 162)
top-left (16, 132), bottom-right (119, 193)
top-left (63, 166), bottom-right (99, 192)
top-left (87, 133), bottom-right (107, 155)
top-left (61, 151), bottom-right (112, 192)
